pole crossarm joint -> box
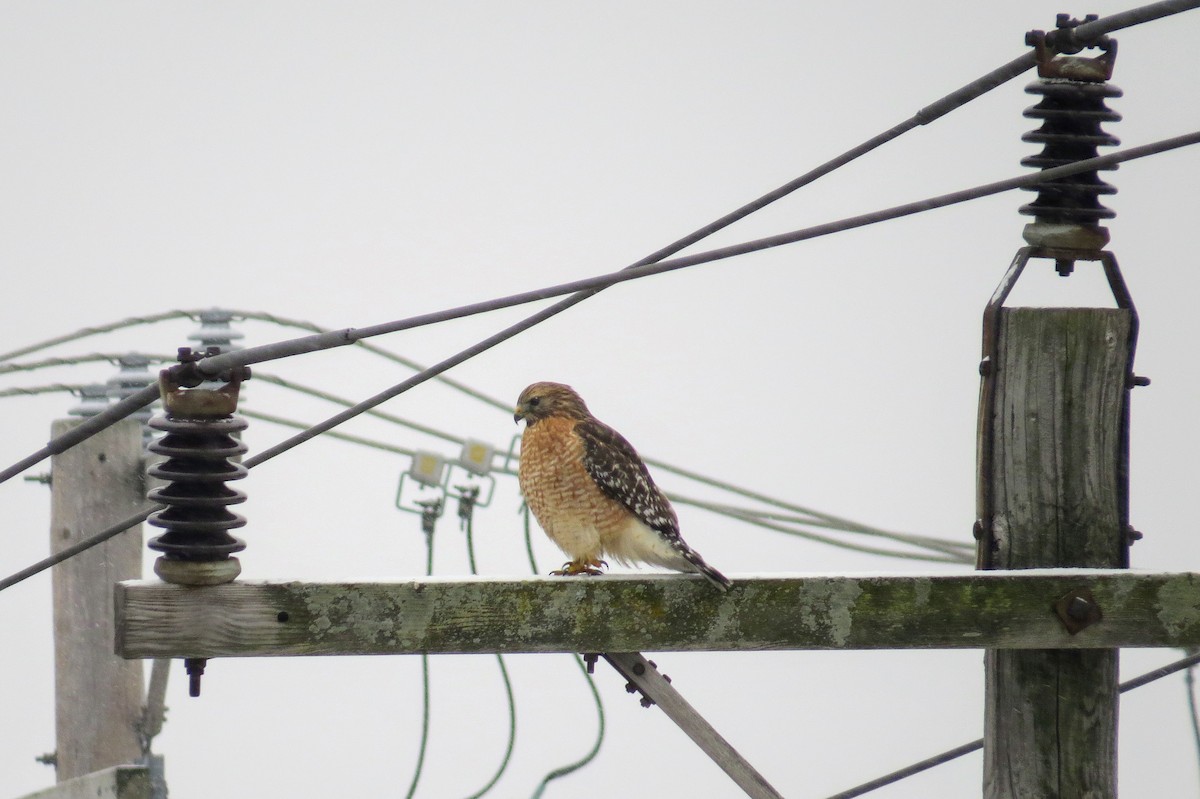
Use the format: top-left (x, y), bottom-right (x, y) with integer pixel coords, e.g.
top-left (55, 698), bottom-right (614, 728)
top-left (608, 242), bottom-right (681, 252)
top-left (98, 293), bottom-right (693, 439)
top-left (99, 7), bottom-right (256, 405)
top-left (115, 571), bottom-right (1200, 659)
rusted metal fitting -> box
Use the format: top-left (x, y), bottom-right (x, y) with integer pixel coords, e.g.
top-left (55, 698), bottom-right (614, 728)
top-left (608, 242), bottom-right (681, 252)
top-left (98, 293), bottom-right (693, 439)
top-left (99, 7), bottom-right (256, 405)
top-left (166, 346), bottom-right (252, 394)
top-left (1026, 15), bottom-right (1115, 77)
top-left (1054, 588), bottom-right (1103, 634)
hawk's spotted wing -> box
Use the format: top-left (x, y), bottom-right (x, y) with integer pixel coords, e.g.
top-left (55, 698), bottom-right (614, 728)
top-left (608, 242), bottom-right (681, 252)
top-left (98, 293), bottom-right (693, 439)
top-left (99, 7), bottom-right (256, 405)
top-left (575, 418), bottom-right (679, 536)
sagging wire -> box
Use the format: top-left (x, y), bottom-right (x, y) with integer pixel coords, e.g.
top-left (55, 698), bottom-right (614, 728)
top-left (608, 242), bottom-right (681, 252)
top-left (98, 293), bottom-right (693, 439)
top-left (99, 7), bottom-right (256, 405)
top-left (0, 352), bottom-right (173, 375)
top-left (0, 369), bottom-right (968, 565)
top-left (229, 310), bottom-right (512, 416)
top-left (456, 487), bottom-right (518, 799)
top-left (248, 373), bottom-right (957, 562)
top-left (672, 494), bottom-right (972, 564)
top-left (0, 311), bottom-right (191, 363)
top-left (404, 499), bottom-right (441, 799)
top-left (1186, 650), bottom-right (1200, 784)
top-left (824, 649), bottom-right (1200, 799)
top-left (253, 373), bottom-right (473, 453)
top-left (522, 506), bottom-right (605, 798)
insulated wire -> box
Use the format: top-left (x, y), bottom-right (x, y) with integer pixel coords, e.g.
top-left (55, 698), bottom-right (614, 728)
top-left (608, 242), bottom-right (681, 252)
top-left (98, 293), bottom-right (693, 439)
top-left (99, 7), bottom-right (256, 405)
top-left (0, 1), bottom-right (1186, 374)
top-left (245, 374), bottom-right (959, 561)
top-left (0, 353), bottom-right (171, 374)
top-left (1187, 655), bottom-right (1200, 785)
top-left (0, 311), bottom-right (191, 362)
top-left (824, 650), bottom-right (1200, 799)
top-left (460, 496), bottom-right (518, 799)
top-left (523, 506), bottom-right (606, 798)
top-left (230, 311), bottom-right (512, 415)
top-left (404, 524), bottom-right (436, 799)
top-left (253, 372), bottom-right (467, 448)
top-left (672, 496), bottom-right (970, 564)
top-left (0, 350), bottom-right (961, 560)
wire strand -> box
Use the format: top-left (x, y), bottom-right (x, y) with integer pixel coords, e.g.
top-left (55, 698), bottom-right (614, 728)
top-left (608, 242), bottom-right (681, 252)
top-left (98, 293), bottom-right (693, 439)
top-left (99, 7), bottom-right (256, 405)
top-left (460, 493), bottom-right (518, 799)
top-left (0, 312), bottom-right (191, 362)
top-left (523, 506), bottom-right (606, 798)
top-left (824, 650), bottom-right (1200, 799)
top-left (404, 521), bottom-right (437, 799)
top-left (5, 126), bottom-right (1194, 495)
top-left (673, 495), bottom-right (970, 564)
top-left (1186, 657), bottom-right (1200, 786)
top-left (225, 131), bottom-right (1200, 478)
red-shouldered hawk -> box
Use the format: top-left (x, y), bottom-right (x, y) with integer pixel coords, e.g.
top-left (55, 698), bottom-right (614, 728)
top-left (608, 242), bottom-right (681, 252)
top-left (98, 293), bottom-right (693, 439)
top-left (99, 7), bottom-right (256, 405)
top-left (514, 381), bottom-right (731, 591)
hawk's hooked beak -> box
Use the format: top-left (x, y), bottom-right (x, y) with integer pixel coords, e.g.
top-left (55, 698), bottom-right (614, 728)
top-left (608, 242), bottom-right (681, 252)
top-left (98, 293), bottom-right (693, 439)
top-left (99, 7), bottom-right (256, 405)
top-left (513, 405), bottom-right (525, 424)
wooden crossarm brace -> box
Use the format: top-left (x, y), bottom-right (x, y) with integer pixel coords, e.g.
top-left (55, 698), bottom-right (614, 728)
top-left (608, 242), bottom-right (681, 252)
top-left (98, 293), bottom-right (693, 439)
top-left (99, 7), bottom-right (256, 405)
top-left (600, 652), bottom-right (783, 799)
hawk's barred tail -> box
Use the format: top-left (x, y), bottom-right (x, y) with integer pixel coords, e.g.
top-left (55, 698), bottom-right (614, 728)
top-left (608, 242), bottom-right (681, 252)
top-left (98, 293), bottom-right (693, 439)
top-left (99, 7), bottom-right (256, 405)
top-left (685, 551), bottom-right (732, 592)
top-left (698, 562), bottom-right (733, 592)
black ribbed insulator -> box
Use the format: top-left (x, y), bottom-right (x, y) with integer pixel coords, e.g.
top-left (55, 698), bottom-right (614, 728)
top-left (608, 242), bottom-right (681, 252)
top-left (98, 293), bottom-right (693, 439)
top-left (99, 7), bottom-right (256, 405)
top-left (147, 414), bottom-right (248, 560)
top-left (1019, 79), bottom-right (1122, 228)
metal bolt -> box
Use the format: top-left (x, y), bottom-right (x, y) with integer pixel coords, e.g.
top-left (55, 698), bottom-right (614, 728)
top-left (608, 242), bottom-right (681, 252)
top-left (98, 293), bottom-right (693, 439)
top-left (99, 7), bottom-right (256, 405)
top-left (1054, 588), bottom-right (1103, 634)
top-left (35, 752), bottom-right (57, 767)
top-left (1067, 595), bottom-right (1092, 620)
top-left (185, 658), bottom-right (207, 698)
top-left (979, 357), bottom-right (993, 377)
top-left (1128, 374), bottom-right (1151, 388)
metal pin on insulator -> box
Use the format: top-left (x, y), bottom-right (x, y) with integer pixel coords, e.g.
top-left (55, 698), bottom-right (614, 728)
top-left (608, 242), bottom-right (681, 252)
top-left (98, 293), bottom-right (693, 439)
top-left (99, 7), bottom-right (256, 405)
top-left (1020, 22), bottom-right (1121, 258)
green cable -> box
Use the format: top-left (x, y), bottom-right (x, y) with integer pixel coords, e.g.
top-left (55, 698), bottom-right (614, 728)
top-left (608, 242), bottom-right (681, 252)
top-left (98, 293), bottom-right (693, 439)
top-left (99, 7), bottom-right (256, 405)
top-left (404, 525), bottom-right (436, 799)
top-left (461, 496), bottom-right (518, 799)
top-left (522, 505), bottom-right (606, 798)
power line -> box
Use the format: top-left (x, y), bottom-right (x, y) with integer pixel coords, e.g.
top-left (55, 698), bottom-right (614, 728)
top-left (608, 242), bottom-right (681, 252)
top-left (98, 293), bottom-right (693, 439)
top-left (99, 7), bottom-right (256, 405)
top-left (229, 310), bottom-right (512, 415)
top-left (0, 312), bottom-right (190, 362)
top-left (0, 353), bottom-right (171, 375)
top-left (824, 650), bottom-right (1200, 799)
top-left (249, 372), bottom-right (966, 562)
top-left (252, 373), bottom-right (470, 450)
top-left (522, 507), bottom-right (606, 798)
top-left (178, 129), bottom-right (1200, 389)
top-left (459, 492), bottom-right (518, 799)
top-left (672, 494), bottom-right (971, 564)
top-left (403, 517), bottom-right (437, 799)
top-left (223, 131), bottom-right (1200, 479)
top-left (3, 127), bottom-right (1196, 495)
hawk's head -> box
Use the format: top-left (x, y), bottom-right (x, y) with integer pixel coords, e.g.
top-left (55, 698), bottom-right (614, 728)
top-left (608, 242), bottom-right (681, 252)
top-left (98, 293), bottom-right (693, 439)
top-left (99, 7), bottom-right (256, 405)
top-left (514, 382), bottom-right (591, 425)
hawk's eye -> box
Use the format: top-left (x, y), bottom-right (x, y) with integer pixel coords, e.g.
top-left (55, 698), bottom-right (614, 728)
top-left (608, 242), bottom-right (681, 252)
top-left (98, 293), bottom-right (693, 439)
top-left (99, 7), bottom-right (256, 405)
top-left (527, 397), bottom-right (541, 408)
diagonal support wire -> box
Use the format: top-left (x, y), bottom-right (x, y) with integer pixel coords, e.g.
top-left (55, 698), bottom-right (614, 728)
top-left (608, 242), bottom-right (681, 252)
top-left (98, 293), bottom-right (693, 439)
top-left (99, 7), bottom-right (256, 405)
top-left (600, 652), bottom-right (783, 799)
top-left (824, 650), bottom-right (1200, 799)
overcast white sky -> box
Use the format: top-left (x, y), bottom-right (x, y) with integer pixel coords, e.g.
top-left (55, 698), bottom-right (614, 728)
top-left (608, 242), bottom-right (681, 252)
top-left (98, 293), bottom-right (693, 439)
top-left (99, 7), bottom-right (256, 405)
top-left (2, 2), bottom-right (1199, 798)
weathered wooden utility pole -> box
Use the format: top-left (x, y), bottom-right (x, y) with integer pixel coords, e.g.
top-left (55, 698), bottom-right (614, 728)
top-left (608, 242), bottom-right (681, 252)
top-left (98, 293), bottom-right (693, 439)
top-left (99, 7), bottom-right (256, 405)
top-left (976, 23), bottom-right (1132, 799)
top-left (49, 418), bottom-right (146, 780)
